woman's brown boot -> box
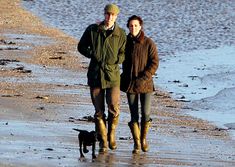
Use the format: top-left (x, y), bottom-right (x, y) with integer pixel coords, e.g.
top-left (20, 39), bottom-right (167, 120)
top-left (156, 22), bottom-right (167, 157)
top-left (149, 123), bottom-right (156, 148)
top-left (141, 120), bottom-right (151, 152)
top-left (128, 122), bottom-right (141, 154)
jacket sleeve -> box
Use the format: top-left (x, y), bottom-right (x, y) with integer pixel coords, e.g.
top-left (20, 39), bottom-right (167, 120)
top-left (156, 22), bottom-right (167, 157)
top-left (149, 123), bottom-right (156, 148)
top-left (143, 39), bottom-right (159, 78)
top-left (116, 31), bottom-right (127, 64)
top-left (77, 26), bottom-right (93, 58)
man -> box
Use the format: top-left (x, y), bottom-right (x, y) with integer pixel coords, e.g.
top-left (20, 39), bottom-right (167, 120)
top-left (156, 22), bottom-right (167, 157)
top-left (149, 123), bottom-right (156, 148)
top-left (77, 3), bottom-right (126, 153)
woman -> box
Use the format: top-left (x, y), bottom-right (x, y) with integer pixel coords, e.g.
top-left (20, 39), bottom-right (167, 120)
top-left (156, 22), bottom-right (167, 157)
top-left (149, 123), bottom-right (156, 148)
top-left (121, 15), bottom-right (159, 154)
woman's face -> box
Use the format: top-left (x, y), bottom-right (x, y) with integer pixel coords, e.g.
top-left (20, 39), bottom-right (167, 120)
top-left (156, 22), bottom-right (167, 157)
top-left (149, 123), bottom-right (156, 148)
top-left (128, 19), bottom-right (141, 37)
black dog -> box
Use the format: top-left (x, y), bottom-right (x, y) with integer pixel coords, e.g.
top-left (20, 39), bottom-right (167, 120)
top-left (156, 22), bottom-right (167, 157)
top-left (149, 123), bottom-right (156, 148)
top-left (73, 128), bottom-right (97, 160)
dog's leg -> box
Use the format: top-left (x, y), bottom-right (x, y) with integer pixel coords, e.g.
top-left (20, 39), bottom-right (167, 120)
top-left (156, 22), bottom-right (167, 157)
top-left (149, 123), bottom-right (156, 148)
top-left (79, 140), bottom-right (85, 158)
top-left (83, 145), bottom-right (89, 153)
top-left (92, 142), bottom-right (96, 159)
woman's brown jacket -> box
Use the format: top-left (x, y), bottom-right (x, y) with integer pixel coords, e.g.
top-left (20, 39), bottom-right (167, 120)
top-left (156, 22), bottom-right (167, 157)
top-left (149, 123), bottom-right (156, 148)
top-left (121, 31), bottom-right (159, 94)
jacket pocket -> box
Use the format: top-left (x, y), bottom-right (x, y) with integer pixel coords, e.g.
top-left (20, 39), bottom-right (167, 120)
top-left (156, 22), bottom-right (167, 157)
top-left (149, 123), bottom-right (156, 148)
top-left (133, 76), bottom-right (153, 92)
top-left (104, 64), bottom-right (119, 81)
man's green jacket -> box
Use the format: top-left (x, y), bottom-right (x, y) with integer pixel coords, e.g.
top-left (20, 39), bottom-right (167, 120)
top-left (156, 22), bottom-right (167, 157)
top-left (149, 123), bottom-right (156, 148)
top-left (78, 22), bottom-right (126, 88)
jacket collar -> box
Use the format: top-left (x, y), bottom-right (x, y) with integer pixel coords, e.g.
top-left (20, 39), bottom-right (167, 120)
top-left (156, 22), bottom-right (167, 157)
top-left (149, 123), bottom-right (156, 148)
top-left (98, 21), bottom-right (120, 36)
top-left (128, 31), bottom-right (145, 44)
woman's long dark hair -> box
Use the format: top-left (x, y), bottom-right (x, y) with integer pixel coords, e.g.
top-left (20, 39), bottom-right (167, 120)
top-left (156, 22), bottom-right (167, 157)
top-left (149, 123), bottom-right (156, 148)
top-left (126, 15), bottom-right (143, 29)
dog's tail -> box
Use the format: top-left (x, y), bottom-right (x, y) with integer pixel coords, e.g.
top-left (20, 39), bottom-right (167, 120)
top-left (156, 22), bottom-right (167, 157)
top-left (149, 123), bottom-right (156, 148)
top-left (72, 128), bottom-right (83, 132)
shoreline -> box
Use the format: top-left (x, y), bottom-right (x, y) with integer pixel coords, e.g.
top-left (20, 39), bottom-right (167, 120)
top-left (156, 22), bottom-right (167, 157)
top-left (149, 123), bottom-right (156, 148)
top-left (0, 0), bottom-right (235, 166)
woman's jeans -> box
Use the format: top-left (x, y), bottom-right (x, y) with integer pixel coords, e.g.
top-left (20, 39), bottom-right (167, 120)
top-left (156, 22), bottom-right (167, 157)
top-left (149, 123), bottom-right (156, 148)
top-left (127, 93), bottom-right (151, 123)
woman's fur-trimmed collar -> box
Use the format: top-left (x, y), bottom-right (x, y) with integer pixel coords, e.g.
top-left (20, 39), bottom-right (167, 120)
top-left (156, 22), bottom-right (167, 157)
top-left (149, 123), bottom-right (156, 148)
top-left (128, 31), bottom-right (145, 44)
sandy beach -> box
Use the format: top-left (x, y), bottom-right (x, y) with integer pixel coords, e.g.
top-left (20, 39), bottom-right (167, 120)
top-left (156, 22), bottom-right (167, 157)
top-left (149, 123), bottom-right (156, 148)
top-left (0, 0), bottom-right (235, 166)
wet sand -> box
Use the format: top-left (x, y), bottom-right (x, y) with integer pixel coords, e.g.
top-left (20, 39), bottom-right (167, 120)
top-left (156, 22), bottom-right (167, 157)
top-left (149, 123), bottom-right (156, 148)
top-left (0, 0), bottom-right (235, 166)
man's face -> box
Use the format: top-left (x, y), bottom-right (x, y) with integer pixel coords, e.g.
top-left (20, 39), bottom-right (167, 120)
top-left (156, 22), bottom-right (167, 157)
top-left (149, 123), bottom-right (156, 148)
top-left (104, 12), bottom-right (117, 27)
top-left (128, 19), bottom-right (141, 37)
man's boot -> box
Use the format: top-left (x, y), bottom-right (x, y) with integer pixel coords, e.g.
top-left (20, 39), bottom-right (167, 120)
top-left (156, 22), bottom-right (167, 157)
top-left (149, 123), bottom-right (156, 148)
top-left (128, 122), bottom-right (141, 154)
top-left (107, 115), bottom-right (119, 150)
top-left (95, 117), bottom-right (108, 153)
top-left (141, 120), bottom-right (151, 152)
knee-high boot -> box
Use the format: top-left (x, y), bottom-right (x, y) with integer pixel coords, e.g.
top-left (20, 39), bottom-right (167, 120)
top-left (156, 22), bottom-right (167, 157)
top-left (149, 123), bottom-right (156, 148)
top-left (95, 117), bottom-right (108, 153)
top-left (128, 122), bottom-right (141, 154)
top-left (107, 115), bottom-right (119, 150)
top-left (141, 120), bottom-right (151, 152)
